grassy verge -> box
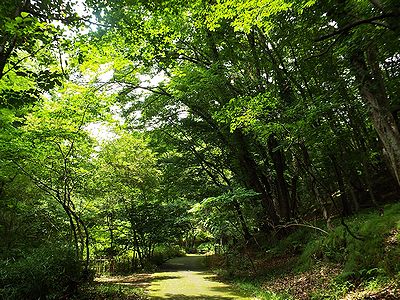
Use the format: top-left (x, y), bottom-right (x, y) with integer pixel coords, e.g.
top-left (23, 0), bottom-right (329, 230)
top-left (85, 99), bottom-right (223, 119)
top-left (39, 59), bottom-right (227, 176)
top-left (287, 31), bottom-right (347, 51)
top-left (232, 278), bottom-right (293, 300)
top-left (74, 281), bottom-right (147, 300)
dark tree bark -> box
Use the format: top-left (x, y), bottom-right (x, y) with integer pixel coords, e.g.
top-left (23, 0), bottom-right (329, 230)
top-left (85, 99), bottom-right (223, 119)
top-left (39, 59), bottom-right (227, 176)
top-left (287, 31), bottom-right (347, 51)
top-left (268, 134), bottom-right (291, 222)
top-left (232, 199), bottom-right (252, 242)
top-left (330, 155), bottom-right (352, 216)
top-left (350, 47), bottom-right (400, 186)
top-left (232, 130), bottom-right (280, 227)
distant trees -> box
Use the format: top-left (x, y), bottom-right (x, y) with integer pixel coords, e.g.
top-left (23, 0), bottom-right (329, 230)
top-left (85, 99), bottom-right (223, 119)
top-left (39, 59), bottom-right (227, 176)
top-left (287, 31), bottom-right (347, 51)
top-left (89, 133), bottom-right (188, 268)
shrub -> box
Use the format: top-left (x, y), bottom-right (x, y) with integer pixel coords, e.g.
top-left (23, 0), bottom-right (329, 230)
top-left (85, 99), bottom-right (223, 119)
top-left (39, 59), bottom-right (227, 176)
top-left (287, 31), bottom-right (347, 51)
top-left (197, 242), bottom-right (214, 253)
top-left (310, 280), bottom-right (353, 300)
top-left (74, 282), bottom-right (146, 300)
top-left (0, 242), bottom-right (82, 300)
top-left (150, 244), bottom-right (185, 266)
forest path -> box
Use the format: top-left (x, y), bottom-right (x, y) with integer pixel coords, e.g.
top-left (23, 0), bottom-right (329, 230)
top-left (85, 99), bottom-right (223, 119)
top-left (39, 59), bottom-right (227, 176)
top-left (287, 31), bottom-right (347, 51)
top-left (147, 254), bottom-right (254, 300)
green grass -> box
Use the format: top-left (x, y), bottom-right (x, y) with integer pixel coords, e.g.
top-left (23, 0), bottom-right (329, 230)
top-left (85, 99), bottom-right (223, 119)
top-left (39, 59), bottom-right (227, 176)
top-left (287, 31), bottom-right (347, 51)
top-left (310, 280), bottom-right (354, 300)
top-left (232, 279), bottom-right (293, 300)
top-left (74, 282), bottom-right (147, 300)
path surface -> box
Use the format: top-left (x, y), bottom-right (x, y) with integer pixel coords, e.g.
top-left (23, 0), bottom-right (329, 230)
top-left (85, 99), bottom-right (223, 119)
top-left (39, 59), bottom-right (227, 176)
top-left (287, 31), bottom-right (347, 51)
top-left (148, 254), bottom-right (253, 300)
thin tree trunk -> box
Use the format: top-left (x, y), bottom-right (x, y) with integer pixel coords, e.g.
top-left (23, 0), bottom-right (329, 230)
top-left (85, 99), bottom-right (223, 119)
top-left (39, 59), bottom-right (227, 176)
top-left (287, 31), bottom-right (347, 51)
top-left (268, 134), bottom-right (291, 222)
top-left (69, 208), bottom-right (90, 274)
top-left (330, 155), bottom-right (352, 216)
top-left (64, 205), bottom-right (80, 259)
top-left (232, 200), bottom-right (252, 242)
top-left (133, 230), bottom-right (143, 268)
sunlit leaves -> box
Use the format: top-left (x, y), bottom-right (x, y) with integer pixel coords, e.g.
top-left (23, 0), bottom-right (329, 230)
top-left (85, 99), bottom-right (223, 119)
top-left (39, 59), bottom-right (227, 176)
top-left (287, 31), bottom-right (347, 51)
top-left (97, 133), bottom-right (160, 192)
top-left (216, 92), bottom-right (279, 133)
top-left (206, 0), bottom-right (315, 33)
top-left (24, 85), bottom-right (98, 139)
top-left (191, 187), bottom-right (260, 238)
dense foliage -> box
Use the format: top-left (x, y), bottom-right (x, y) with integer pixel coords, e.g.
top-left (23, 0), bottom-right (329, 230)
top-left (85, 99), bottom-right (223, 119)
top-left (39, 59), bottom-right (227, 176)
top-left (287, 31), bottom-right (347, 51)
top-left (0, 0), bottom-right (399, 299)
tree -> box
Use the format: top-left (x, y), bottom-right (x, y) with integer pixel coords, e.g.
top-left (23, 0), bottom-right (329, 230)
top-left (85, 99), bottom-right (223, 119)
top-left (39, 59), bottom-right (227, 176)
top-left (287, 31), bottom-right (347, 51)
top-left (7, 83), bottom-right (107, 273)
top-left (91, 132), bottom-right (186, 268)
top-left (85, 0), bottom-right (399, 229)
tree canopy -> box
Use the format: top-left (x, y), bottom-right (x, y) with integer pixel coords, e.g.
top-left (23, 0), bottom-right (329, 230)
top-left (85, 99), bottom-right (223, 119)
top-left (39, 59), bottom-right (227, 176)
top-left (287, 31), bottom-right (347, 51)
top-left (1, 0), bottom-right (400, 299)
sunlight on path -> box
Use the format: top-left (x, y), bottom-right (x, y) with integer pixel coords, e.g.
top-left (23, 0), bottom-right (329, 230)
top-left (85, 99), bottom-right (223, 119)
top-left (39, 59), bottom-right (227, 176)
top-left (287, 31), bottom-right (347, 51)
top-left (148, 255), bottom-right (254, 300)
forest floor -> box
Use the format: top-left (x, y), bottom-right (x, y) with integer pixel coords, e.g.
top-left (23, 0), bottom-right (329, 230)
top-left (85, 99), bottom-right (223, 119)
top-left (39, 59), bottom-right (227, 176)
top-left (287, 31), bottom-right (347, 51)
top-left (206, 203), bottom-right (400, 299)
top-left (94, 255), bottom-right (253, 300)
top-left (88, 204), bottom-right (400, 300)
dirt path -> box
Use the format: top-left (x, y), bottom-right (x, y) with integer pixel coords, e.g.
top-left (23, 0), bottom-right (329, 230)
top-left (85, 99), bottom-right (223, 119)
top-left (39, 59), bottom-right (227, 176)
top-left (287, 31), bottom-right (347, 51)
top-left (147, 254), bottom-right (253, 300)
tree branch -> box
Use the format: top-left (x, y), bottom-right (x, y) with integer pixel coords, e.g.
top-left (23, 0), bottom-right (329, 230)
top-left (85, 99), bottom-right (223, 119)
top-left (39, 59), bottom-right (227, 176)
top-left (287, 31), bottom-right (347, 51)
top-left (1, 43), bottom-right (47, 78)
top-left (276, 222), bottom-right (328, 235)
top-left (316, 13), bottom-right (399, 41)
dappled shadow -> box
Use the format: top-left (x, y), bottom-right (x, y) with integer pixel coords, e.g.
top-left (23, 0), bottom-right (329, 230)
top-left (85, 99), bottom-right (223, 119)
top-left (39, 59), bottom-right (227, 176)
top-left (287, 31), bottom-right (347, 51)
top-left (96, 274), bottom-right (152, 286)
top-left (209, 285), bottom-right (243, 295)
top-left (150, 275), bottom-right (182, 282)
top-left (95, 273), bottom-right (181, 288)
top-left (159, 255), bottom-right (207, 271)
top-left (202, 274), bottom-right (221, 281)
top-left (97, 255), bottom-right (250, 299)
top-left (150, 294), bottom-right (242, 299)
top-left (148, 270), bottom-right (249, 299)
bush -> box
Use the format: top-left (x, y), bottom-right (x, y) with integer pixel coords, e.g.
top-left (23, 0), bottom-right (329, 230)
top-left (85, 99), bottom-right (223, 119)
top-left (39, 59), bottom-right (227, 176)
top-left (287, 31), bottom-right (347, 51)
top-left (0, 242), bottom-right (82, 300)
top-left (197, 242), bottom-right (214, 253)
top-left (296, 228), bottom-right (347, 272)
top-left (310, 280), bottom-right (353, 300)
top-left (74, 282), bottom-right (146, 300)
top-left (272, 227), bottom-right (316, 256)
top-left (150, 245), bottom-right (185, 266)
top-left (233, 278), bottom-right (291, 300)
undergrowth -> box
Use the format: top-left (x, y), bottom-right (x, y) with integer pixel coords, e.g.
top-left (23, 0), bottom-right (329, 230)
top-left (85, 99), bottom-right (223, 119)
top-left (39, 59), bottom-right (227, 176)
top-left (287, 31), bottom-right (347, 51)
top-left (214, 203), bottom-right (400, 299)
top-left (232, 279), bottom-right (293, 300)
top-left (0, 242), bottom-right (82, 300)
top-left (296, 202), bottom-right (400, 275)
top-left (74, 282), bottom-right (146, 300)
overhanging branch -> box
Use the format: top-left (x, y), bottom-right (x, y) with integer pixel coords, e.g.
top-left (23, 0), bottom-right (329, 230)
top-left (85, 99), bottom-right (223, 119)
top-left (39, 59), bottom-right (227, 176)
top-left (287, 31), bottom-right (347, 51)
top-left (316, 13), bottom-right (399, 41)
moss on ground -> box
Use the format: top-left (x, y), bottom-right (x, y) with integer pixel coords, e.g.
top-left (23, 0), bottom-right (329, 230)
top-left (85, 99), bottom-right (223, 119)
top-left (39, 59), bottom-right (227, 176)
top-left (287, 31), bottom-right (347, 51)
top-left (148, 255), bottom-right (253, 299)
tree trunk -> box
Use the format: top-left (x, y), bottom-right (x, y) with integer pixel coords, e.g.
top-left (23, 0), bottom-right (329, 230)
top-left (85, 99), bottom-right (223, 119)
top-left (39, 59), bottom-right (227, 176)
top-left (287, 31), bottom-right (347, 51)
top-left (232, 200), bottom-right (252, 242)
top-left (268, 134), bottom-right (291, 222)
top-left (69, 208), bottom-right (90, 275)
top-left (350, 47), bottom-right (400, 186)
top-left (64, 206), bottom-right (80, 259)
top-left (330, 155), bottom-right (352, 216)
top-left (233, 131), bottom-right (280, 227)
top-left (132, 229), bottom-right (143, 268)
top-left (298, 142), bottom-right (331, 222)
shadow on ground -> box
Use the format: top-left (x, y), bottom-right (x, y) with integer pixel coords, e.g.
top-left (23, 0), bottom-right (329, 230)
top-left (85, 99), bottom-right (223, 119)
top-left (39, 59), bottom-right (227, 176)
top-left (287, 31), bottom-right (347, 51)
top-left (96, 273), bottom-right (154, 288)
top-left (95, 255), bottom-right (251, 299)
top-left (148, 255), bottom-right (251, 300)
top-left (159, 255), bottom-right (207, 271)
top-left (150, 294), bottom-right (243, 300)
